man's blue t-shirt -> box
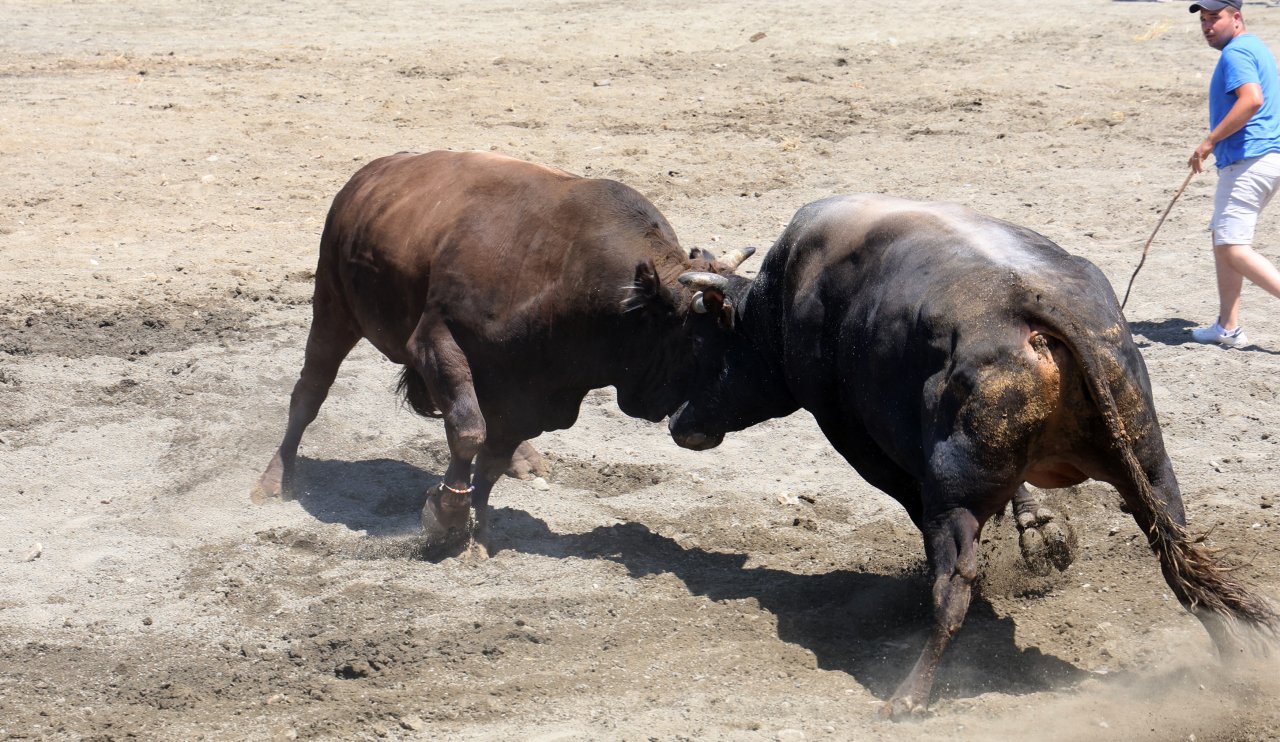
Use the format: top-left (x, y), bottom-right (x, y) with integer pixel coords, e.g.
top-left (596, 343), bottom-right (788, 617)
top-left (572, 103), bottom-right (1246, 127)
top-left (1210, 33), bottom-right (1280, 168)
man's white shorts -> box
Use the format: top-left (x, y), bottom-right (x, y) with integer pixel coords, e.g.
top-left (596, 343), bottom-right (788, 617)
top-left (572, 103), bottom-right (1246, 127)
top-left (1212, 151), bottom-right (1280, 247)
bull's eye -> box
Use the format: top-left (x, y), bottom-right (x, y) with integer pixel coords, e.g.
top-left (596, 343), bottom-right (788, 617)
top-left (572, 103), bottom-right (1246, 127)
top-left (692, 292), bottom-right (707, 314)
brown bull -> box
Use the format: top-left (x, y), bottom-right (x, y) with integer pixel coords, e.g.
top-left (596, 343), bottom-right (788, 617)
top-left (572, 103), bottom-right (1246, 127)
top-left (252, 150), bottom-right (748, 558)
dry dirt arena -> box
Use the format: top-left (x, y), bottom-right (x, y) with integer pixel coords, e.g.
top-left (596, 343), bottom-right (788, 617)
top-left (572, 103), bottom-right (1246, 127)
top-left (4, 1), bottom-right (1280, 740)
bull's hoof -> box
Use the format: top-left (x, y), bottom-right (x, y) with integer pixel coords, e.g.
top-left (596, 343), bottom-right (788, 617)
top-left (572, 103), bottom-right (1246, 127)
top-left (880, 695), bottom-right (928, 721)
top-left (249, 478), bottom-right (278, 505)
top-left (506, 441), bottom-right (549, 480)
top-left (1019, 528), bottom-right (1052, 577)
top-left (251, 455), bottom-right (290, 504)
top-left (461, 539), bottom-right (490, 562)
top-left (1041, 521), bottom-right (1075, 572)
top-left (421, 492), bottom-right (471, 548)
top-left (1015, 505), bottom-right (1077, 574)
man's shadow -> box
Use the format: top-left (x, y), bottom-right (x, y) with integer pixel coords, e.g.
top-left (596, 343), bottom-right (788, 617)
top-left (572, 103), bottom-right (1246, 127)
top-left (289, 456), bottom-right (1085, 703)
top-left (1129, 317), bottom-right (1280, 354)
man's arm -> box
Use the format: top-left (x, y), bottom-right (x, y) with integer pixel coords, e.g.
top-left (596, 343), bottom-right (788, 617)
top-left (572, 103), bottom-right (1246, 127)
top-left (1191, 82), bottom-right (1264, 173)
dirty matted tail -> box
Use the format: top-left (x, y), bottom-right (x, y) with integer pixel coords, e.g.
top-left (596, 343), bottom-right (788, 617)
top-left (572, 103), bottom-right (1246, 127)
top-left (396, 367), bottom-right (442, 418)
top-left (1104, 414), bottom-right (1280, 655)
top-left (1035, 299), bottom-right (1280, 655)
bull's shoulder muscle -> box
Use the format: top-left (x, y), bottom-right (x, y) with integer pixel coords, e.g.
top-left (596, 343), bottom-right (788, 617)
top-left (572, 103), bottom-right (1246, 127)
top-left (787, 194), bottom-right (1076, 274)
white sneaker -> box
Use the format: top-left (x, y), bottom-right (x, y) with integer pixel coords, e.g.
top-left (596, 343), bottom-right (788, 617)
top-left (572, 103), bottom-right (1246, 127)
top-left (1191, 321), bottom-right (1249, 348)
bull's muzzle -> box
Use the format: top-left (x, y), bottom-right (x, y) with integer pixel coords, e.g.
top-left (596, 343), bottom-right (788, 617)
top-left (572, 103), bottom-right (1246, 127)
top-left (672, 430), bottom-right (724, 451)
top-left (668, 403), bottom-right (725, 451)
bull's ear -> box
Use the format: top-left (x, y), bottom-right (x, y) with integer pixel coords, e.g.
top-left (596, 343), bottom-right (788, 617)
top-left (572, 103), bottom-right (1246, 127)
top-left (689, 246), bottom-right (716, 262)
top-left (697, 286), bottom-right (735, 330)
top-left (678, 270), bottom-right (735, 329)
top-left (625, 259), bottom-right (675, 314)
top-left (719, 301), bottom-right (736, 330)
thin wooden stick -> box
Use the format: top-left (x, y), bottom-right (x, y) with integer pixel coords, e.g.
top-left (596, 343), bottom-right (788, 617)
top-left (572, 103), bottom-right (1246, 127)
top-left (1120, 167), bottom-right (1197, 312)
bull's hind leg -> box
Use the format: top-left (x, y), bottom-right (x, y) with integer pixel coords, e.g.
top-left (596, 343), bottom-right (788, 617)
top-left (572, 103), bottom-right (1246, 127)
top-left (1012, 485), bottom-right (1077, 575)
top-left (884, 504), bottom-right (982, 719)
top-left (407, 313), bottom-right (486, 549)
top-left (252, 288), bottom-right (360, 503)
top-left (506, 440), bottom-right (549, 480)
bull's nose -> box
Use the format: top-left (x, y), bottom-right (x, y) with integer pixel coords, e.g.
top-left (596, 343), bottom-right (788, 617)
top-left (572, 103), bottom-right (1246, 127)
top-left (668, 403), bottom-right (725, 449)
top-left (672, 430), bottom-right (725, 451)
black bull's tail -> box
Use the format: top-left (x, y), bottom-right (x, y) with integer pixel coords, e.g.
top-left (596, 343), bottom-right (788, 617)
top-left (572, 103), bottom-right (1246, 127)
top-left (396, 366), bottom-right (442, 418)
top-left (1027, 295), bottom-right (1280, 655)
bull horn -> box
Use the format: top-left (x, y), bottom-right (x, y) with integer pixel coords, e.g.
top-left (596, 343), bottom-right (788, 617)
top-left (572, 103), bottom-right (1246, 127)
top-left (678, 271), bottom-right (729, 292)
top-left (719, 246), bottom-right (756, 271)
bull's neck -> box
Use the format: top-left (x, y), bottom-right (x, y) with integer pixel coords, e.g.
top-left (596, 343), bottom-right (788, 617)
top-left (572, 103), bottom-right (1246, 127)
top-left (738, 273), bottom-right (785, 367)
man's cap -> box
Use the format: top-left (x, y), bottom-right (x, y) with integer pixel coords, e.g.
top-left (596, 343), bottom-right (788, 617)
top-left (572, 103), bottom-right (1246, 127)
top-left (1190, 0), bottom-right (1242, 12)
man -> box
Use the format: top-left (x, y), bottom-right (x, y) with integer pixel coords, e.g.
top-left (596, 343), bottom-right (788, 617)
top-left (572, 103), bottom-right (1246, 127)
top-left (1188, 0), bottom-right (1280, 348)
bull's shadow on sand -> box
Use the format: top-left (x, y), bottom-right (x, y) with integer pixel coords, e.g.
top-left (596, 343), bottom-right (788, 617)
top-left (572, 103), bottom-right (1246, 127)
top-left (496, 508), bottom-right (1086, 703)
top-left (1129, 317), bottom-right (1280, 354)
top-left (291, 456), bottom-right (438, 537)
top-left (289, 455), bottom-right (1085, 703)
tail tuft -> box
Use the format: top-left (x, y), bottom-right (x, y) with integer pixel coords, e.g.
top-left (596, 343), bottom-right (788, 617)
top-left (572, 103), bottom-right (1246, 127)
top-left (1158, 530), bottom-right (1280, 656)
top-left (396, 367), bottom-right (441, 418)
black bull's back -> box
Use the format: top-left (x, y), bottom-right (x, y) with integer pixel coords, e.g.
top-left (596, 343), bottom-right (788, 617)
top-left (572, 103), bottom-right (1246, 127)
top-left (670, 193), bottom-right (1279, 718)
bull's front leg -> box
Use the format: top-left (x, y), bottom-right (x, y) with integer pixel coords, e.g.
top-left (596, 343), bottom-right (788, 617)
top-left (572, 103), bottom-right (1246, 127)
top-left (408, 314), bottom-right (485, 550)
top-left (884, 506), bottom-right (981, 720)
top-left (459, 439), bottom-right (523, 561)
top-left (1012, 485), bottom-right (1077, 575)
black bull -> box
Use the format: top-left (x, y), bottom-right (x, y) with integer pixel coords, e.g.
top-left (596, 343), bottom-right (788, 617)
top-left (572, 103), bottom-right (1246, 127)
top-left (670, 194), bottom-right (1280, 718)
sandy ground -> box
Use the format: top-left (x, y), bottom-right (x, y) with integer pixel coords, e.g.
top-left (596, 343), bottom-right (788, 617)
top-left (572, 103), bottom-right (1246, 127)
top-left (3, 0), bottom-right (1280, 739)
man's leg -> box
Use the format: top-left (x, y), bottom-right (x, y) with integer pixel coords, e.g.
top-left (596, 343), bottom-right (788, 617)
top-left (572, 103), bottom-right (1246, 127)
top-left (1198, 155), bottom-right (1280, 344)
top-left (1214, 244), bottom-right (1247, 330)
top-left (1215, 243), bottom-right (1280, 330)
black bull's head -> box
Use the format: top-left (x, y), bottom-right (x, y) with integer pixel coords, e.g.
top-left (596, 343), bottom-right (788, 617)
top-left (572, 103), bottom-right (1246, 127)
top-left (665, 270), bottom-right (735, 450)
top-left (613, 246), bottom-right (754, 424)
top-left (665, 260), bottom-right (765, 451)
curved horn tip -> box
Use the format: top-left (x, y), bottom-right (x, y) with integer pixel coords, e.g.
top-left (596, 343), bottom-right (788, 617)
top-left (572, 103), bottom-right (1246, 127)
top-left (721, 245), bottom-right (758, 270)
top-left (678, 271), bottom-right (729, 290)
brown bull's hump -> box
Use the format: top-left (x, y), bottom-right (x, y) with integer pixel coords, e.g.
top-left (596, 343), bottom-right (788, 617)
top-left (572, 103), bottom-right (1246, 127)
top-left (384, 149), bottom-right (579, 181)
top-left (463, 149), bottom-right (578, 179)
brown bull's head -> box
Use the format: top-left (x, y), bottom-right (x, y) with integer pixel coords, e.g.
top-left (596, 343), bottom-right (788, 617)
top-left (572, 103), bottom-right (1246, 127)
top-left (613, 246), bottom-right (755, 423)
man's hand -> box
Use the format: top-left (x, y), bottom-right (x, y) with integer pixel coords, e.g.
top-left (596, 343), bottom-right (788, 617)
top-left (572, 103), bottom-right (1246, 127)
top-left (1190, 82), bottom-right (1263, 173)
top-left (1190, 137), bottom-right (1215, 173)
